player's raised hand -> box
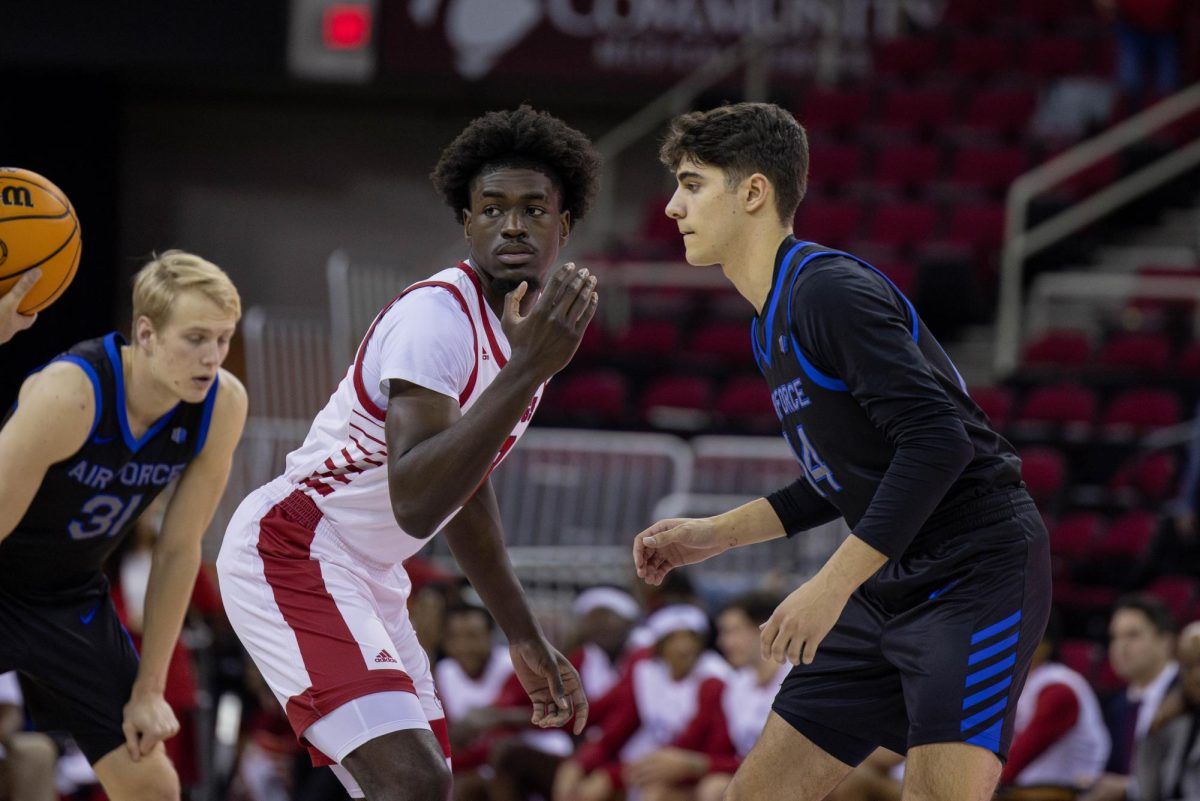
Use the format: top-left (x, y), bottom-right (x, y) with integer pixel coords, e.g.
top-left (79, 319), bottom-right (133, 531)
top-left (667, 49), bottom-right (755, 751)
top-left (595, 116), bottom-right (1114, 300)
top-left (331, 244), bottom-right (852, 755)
top-left (509, 638), bottom-right (589, 735)
top-left (633, 517), bottom-right (728, 586)
top-left (502, 262), bottom-right (598, 382)
top-left (0, 269), bottom-right (41, 345)
top-left (121, 691), bottom-right (180, 761)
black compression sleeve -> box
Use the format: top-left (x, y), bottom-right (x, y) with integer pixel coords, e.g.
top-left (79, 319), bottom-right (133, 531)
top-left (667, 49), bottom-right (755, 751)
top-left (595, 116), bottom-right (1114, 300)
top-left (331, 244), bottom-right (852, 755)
top-left (766, 479), bottom-right (842, 538)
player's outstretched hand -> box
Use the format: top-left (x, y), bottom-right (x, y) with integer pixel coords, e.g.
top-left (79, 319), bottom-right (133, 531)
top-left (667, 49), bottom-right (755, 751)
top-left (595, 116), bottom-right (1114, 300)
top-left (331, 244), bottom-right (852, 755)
top-left (0, 269), bottom-right (41, 345)
top-left (633, 517), bottom-right (728, 586)
top-left (502, 263), bottom-right (598, 383)
top-left (121, 691), bottom-right (181, 761)
top-left (759, 578), bottom-right (850, 666)
top-left (510, 638), bottom-right (590, 735)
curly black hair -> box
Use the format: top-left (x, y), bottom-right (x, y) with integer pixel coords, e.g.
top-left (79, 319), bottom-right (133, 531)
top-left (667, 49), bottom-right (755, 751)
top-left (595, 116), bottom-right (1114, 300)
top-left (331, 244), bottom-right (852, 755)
top-left (431, 105), bottom-right (602, 226)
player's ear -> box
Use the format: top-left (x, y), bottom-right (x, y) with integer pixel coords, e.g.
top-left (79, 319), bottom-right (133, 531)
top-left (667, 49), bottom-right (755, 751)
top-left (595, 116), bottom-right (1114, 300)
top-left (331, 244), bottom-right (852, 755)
top-left (462, 208), bottom-right (472, 239)
top-left (134, 315), bottom-right (155, 349)
top-left (558, 210), bottom-right (571, 244)
top-left (744, 174), bottom-right (771, 215)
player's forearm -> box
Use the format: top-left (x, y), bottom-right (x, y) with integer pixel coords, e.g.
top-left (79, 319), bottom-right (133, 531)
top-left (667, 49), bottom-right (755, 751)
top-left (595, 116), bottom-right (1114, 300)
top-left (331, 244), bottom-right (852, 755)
top-left (388, 368), bottom-right (540, 539)
top-left (812, 534), bottom-right (888, 599)
top-left (710, 498), bottom-right (790, 551)
top-left (441, 487), bottom-right (543, 644)
top-left (132, 540), bottom-right (202, 695)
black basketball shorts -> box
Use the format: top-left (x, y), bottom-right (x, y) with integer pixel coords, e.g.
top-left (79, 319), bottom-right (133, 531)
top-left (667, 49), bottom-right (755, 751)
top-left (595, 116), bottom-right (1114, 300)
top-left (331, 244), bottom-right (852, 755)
top-left (0, 586), bottom-right (140, 764)
top-left (772, 488), bottom-right (1052, 765)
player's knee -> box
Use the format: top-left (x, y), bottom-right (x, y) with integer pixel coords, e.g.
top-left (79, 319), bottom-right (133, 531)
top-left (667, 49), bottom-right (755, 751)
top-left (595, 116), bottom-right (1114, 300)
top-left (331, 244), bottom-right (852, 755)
top-left (128, 762), bottom-right (181, 801)
top-left (361, 753), bottom-right (451, 801)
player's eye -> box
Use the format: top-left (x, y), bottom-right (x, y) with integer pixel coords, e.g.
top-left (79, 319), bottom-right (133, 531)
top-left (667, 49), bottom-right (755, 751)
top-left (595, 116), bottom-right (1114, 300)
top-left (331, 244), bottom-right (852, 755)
top-left (483, 206), bottom-right (502, 217)
top-left (527, 207), bottom-right (545, 217)
top-left (187, 335), bottom-right (205, 345)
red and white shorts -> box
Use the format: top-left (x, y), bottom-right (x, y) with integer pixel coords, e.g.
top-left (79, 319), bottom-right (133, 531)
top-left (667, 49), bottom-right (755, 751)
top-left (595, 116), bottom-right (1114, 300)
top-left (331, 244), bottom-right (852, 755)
top-left (217, 479), bottom-right (449, 797)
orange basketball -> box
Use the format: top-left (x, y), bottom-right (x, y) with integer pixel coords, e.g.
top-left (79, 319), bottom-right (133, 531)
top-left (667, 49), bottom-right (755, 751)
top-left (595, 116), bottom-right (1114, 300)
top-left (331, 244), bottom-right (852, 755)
top-left (0, 167), bottom-right (82, 314)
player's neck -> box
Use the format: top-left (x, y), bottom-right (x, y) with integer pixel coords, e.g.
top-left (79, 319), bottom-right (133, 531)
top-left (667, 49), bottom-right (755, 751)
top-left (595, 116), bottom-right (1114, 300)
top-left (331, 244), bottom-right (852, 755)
top-left (121, 345), bottom-right (181, 435)
top-left (720, 224), bottom-right (792, 315)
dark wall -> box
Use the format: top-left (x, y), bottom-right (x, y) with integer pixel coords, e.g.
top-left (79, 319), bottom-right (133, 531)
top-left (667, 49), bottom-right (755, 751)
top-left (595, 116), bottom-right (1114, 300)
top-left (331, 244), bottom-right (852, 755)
top-left (0, 72), bottom-right (122, 406)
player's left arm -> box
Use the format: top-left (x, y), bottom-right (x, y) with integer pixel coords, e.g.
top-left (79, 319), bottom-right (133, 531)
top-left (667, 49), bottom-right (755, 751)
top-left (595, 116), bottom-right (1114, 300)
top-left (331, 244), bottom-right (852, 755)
top-left (440, 479), bottom-right (589, 735)
top-left (125, 369), bottom-right (247, 759)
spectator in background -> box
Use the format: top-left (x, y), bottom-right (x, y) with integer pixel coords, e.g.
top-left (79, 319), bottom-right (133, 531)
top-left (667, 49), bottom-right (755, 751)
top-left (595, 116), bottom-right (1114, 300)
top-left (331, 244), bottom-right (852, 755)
top-left (434, 604), bottom-right (514, 801)
top-left (487, 586), bottom-right (642, 801)
top-left (1082, 595), bottom-right (1179, 801)
top-left (1001, 608), bottom-right (1111, 791)
top-left (623, 591), bottom-right (789, 801)
top-left (1154, 407), bottom-right (1200, 579)
top-left (553, 604), bottom-right (730, 801)
top-left (1095, 0), bottom-right (1183, 107)
top-left (1137, 621), bottom-right (1200, 800)
top-left (0, 673), bottom-right (56, 801)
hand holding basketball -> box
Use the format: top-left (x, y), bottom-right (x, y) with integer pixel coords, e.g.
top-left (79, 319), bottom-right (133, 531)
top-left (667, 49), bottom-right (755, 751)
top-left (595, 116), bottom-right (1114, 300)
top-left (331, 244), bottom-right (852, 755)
top-left (0, 167), bottom-right (82, 314)
top-left (0, 269), bottom-right (40, 344)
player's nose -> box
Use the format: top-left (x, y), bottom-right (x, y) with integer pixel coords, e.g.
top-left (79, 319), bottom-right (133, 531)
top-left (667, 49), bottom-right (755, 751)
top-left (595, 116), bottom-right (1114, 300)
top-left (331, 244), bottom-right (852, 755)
top-left (664, 190), bottom-right (685, 220)
top-left (502, 209), bottom-right (527, 236)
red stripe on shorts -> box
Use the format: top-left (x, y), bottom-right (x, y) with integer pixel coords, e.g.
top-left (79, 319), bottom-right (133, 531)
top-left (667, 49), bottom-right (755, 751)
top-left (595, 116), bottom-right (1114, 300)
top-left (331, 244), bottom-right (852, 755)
top-left (429, 717), bottom-right (452, 759)
top-left (256, 490), bottom-right (417, 755)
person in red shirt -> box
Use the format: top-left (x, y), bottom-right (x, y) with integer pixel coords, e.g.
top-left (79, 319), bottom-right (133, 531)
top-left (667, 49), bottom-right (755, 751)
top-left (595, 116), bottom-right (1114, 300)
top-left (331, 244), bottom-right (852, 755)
top-left (624, 592), bottom-right (789, 801)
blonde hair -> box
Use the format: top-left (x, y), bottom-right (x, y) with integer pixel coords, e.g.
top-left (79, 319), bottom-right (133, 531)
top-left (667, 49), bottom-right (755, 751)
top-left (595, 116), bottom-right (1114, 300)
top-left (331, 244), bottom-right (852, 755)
top-left (131, 250), bottom-right (241, 330)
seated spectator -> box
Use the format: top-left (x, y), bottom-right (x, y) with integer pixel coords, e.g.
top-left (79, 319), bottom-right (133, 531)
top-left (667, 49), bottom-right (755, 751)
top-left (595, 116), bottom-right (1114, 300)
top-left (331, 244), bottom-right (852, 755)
top-left (0, 672), bottom-right (55, 801)
top-left (1001, 609), bottom-right (1111, 790)
top-left (1136, 621), bottom-right (1200, 800)
top-left (488, 586), bottom-right (642, 801)
top-left (553, 604), bottom-right (730, 801)
top-left (623, 591), bottom-right (789, 801)
top-left (1082, 595), bottom-right (1180, 801)
top-left (435, 604), bottom-right (514, 801)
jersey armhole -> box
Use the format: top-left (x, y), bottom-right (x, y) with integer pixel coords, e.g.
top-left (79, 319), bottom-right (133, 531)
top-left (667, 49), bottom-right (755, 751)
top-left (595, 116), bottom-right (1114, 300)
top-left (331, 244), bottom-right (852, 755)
top-left (192, 373), bottom-right (221, 457)
top-left (54, 355), bottom-right (104, 440)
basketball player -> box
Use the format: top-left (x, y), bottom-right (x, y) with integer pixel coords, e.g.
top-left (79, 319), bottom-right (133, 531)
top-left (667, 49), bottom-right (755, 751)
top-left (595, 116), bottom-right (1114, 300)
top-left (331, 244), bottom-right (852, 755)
top-left (217, 106), bottom-right (602, 801)
top-left (0, 269), bottom-right (40, 345)
top-left (0, 251), bottom-right (246, 801)
top-left (633, 102), bottom-right (1052, 801)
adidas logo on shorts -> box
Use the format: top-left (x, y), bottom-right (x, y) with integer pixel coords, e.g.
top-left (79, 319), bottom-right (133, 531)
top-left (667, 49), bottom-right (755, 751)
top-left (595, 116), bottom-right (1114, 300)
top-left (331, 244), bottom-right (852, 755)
top-left (374, 649), bottom-right (397, 664)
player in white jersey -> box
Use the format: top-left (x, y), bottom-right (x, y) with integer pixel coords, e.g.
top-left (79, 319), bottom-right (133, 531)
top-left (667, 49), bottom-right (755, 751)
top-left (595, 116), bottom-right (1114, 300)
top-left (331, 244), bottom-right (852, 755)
top-left (217, 106), bottom-right (602, 801)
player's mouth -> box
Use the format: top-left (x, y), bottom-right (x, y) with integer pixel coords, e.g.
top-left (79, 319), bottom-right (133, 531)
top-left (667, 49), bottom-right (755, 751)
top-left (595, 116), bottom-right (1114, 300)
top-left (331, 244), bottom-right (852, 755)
top-left (191, 375), bottom-right (214, 390)
top-left (496, 244), bottom-right (536, 265)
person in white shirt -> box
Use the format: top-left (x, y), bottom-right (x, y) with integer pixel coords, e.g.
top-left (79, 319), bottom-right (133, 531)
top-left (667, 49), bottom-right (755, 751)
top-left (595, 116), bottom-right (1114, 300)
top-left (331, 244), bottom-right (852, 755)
top-left (217, 106), bottom-right (602, 801)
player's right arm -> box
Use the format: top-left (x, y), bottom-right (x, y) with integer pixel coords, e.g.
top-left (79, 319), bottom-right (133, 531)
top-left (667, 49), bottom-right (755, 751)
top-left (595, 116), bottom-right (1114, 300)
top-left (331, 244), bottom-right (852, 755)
top-left (0, 363), bottom-right (94, 543)
top-left (634, 480), bottom-right (839, 586)
top-left (387, 264), bottom-right (597, 538)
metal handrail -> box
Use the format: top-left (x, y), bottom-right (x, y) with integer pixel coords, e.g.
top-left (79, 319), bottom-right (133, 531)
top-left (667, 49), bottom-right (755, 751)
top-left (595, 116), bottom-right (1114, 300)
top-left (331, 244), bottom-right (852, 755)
top-left (995, 80), bottom-right (1200, 376)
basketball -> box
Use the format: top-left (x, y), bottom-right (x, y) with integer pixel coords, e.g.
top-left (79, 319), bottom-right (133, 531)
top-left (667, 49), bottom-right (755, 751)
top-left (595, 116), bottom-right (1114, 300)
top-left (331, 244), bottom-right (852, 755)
top-left (0, 167), bottom-right (82, 314)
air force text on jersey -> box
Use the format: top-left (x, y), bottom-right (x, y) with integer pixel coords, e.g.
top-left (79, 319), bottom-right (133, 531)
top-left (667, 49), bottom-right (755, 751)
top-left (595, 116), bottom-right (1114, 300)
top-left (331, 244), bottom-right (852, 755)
top-left (66, 459), bottom-right (187, 491)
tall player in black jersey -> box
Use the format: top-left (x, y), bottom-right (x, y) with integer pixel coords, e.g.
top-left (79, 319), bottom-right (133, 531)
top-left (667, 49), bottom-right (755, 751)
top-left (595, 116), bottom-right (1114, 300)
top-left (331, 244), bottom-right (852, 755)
top-left (633, 103), bottom-right (1051, 801)
top-left (0, 251), bottom-right (247, 801)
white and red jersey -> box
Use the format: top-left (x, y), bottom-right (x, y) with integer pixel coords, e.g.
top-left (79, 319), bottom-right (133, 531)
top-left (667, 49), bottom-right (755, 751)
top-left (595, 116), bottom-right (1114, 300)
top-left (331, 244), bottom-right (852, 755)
top-left (721, 663), bottom-right (790, 758)
top-left (275, 262), bottom-right (544, 567)
top-left (1008, 662), bottom-right (1110, 787)
top-left (434, 649), bottom-right (514, 723)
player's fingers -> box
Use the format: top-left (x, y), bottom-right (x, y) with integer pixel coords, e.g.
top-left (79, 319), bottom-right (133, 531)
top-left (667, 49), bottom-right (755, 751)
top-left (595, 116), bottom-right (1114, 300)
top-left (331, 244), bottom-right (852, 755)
top-left (760, 617), bottom-right (779, 661)
top-left (504, 281), bottom-right (529, 322)
top-left (9, 269), bottom-right (41, 302)
top-left (571, 687), bottom-right (589, 734)
top-left (122, 721), bottom-right (140, 762)
top-left (567, 277), bottom-right (597, 328)
top-left (14, 311), bottom-right (36, 332)
top-left (552, 266), bottom-right (588, 312)
top-left (802, 633), bottom-right (822, 665)
top-left (530, 699), bottom-right (546, 725)
top-left (787, 636), bottom-right (804, 666)
top-left (547, 262), bottom-right (578, 305)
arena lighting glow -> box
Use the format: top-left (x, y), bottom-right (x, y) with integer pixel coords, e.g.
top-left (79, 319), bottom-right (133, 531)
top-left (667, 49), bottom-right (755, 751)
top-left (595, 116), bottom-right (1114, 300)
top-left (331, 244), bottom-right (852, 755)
top-left (322, 3), bottom-right (372, 50)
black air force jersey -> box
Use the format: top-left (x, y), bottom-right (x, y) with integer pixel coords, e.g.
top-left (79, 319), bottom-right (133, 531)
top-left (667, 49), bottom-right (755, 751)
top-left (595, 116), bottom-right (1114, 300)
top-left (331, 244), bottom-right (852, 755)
top-left (753, 238), bottom-right (1022, 559)
top-left (0, 333), bottom-right (218, 601)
